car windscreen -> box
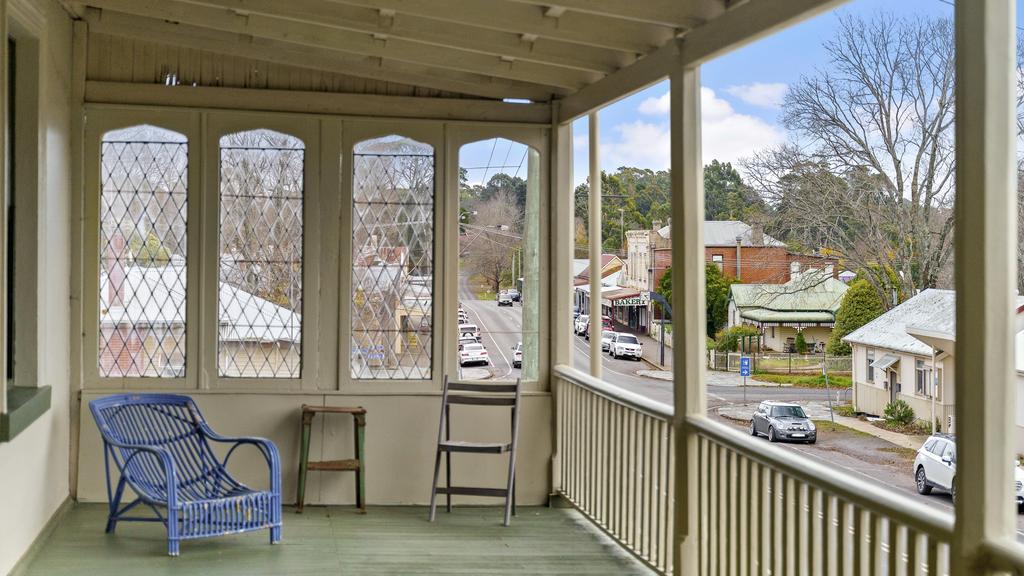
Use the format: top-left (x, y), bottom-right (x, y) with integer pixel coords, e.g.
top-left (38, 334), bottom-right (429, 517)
top-left (617, 335), bottom-right (639, 344)
top-left (771, 406), bottom-right (807, 418)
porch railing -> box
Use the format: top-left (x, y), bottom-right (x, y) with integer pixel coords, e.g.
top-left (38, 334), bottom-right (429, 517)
top-left (553, 364), bottom-right (959, 576)
top-left (553, 366), bottom-right (675, 574)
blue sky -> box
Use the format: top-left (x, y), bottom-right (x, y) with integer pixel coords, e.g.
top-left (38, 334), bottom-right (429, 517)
top-left (460, 0), bottom-right (1023, 187)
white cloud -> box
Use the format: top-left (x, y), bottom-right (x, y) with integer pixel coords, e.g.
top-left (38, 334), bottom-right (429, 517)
top-left (597, 88), bottom-right (785, 173)
top-left (724, 82), bottom-right (788, 109)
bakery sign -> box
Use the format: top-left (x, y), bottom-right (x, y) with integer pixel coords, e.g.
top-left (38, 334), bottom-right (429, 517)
top-left (614, 292), bottom-right (650, 307)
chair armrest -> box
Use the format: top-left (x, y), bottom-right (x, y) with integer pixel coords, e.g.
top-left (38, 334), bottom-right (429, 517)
top-left (198, 423), bottom-right (281, 492)
top-left (103, 439), bottom-right (179, 507)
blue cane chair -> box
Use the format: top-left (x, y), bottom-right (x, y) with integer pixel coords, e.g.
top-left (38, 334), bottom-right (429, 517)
top-left (89, 394), bottom-right (282, 556)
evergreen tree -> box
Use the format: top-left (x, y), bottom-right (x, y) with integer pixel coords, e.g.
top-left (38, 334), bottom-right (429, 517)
top-left (826, 279), bottom-right (886, 355)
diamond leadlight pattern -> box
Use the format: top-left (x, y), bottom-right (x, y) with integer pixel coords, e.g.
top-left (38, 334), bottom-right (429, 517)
top-left (351, 136), bottom-right (435, 380)
top-left (99, 125), bottom-right (188, 378)
top-left (218, 129), bottom-right (304, 378)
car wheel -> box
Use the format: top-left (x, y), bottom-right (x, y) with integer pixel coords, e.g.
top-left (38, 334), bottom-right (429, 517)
top-left (807, 438), bottom-right (816, 445)
top-left (915, 467), bottom-right (932, 495)
top-left (768, 427), bottom-right (777, 443)
top-left (750, 421), bottom-right (757, 436)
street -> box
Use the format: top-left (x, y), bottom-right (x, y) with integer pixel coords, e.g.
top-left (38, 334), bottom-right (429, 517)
top-left (458, 288), bottom-right (1024, 541)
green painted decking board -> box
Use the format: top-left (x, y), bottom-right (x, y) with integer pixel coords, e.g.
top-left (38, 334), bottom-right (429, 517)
top-left (19, 504), bottom-right (651, 575)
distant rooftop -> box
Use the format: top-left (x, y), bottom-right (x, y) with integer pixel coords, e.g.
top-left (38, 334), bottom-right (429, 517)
top-left (730, 270), bottom-right (848, 324)
top-left (657, 220), bottom-right (785, 247)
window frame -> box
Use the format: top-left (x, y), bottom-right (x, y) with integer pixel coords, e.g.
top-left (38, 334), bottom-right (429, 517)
top-left (445, 125), bottom-right (548, 388)
top-left (0, 7), bottom-right (49, 441)
top-left (205, 113), bottom-right (322, 392)
top-left (915, 358), bottom-right (929, 396)
top-left (82, 109), bottom-right (201, 391)
top-left (866, 348), bottom-right (875, 383)
top-left (342, 120), bottom-right (444, 392)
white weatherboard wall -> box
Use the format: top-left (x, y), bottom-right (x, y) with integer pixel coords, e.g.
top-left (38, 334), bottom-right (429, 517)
top-left (0, 1), bottom-right (72, 574)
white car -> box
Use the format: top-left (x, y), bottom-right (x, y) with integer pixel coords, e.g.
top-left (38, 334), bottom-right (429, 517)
top-left (458, 336), bottom-right (477, 351)
top-left (458, 323), bottom-right (480, 340)
top-left (600, 331), bottom-right (616, 352)
top-left (459, 343), bottom-right (489, 366)
top-left (574, 314), bottom-right (589, 335)
top-left (914, 433), bottom-right (1024, 511)
top-left (512, 342), bottom-right (522, 369)
top-left (610, 333), bottom-right (643, 360)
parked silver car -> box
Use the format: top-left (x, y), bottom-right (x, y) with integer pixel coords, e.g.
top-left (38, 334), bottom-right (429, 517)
top-left (750, 401), bottom-right (816, 444)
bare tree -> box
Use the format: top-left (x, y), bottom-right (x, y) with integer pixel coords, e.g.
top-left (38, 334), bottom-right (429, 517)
top-left (464, 189), bottom-right (522, 294)
top-left (746, 14), bottom-right (956, 306)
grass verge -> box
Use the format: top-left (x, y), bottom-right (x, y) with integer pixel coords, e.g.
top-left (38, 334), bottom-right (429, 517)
top-left (752, 372), bottom-right (852, 388)
top-left (812, 419), bottom-right (871, 437)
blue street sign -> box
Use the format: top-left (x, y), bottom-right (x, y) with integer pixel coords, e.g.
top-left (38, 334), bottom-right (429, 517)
top-left (740, 356), bottom-right (751, 377)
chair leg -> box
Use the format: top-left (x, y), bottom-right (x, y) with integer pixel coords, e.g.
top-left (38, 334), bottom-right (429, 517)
top-left (166, 509), bottom-right (180, 557)
top-left (428, 449), bottom-right (442, 522)
top-left (296, 411), bottom-right (314, 514)
top-left (270, 525), bottom-right (281, 545)
top-left (106, 476), bottom-right (126, 534)
top-left (445, 452), bottom-right (452, 513)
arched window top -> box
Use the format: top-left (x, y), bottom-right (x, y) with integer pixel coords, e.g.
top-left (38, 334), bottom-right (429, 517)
top-left (354, 134), bottom-right (433, 156)
top-left (219, 128), bottom-right (304, 150)
top-left (103, 124), bottom-right (187, 144)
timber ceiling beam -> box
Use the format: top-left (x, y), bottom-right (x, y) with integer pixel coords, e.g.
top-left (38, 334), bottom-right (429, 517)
top-left (328, 0), bottom-right (676, 54)
top-left (82, 9), bottom-right (562, 101)
top-left (82, 3), bottom-right (595, 90)
top-left (505, 0), bottom-right (711, 28)
top-left (165, 0), bottom-right (630, 73)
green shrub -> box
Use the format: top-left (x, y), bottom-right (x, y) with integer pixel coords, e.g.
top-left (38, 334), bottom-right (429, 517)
top-left (883, 400), bottom-right (915, 427)
top-left (714, 325), bottom-right (760, 352)
top-left (794, 331), bottom-right (808, 354)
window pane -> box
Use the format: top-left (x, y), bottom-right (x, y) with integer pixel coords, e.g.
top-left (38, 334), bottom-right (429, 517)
top-left (351, 136), bottom-right (434, 380)
top-left (457, 139), bottom-right (540, 382)
top-left (99, 125), bottom-right (188, 377)
top-left (218, 129), bottom-right (304, 378)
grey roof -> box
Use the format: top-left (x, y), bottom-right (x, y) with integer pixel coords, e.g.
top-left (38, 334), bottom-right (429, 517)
top-left (657, 220), bottom-right (784, 247)
top-left (101, 262), bottom-right (301, 343)
top-left (843, 289), bottom-right (953, 356)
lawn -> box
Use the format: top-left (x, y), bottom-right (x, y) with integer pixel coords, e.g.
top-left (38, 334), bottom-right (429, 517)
top-left (752, 372), bottom-right (852, 388)
top-left (812, 419), bottom-right (871, 437)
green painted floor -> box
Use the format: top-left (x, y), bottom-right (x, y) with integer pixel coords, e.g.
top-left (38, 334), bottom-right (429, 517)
top-left (20, 504), bottom-right (653, 575)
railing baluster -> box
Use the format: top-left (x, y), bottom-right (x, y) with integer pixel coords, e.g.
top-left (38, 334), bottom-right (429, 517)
top-left (906, 527), bottom-right (918, 576)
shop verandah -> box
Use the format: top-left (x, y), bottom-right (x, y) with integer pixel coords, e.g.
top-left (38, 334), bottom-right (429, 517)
top-left (0, 1), bottom-right (1021, 575)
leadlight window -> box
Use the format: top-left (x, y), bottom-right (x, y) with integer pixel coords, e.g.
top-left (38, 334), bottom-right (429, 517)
top-left (351, 136), bottom-right (434, 380)
top-left (98, 125), bottom-right (188, 377)
top-left (866, 349), bottom-right (874, 383)
top-left (218, 129), bottom-right (304, 378)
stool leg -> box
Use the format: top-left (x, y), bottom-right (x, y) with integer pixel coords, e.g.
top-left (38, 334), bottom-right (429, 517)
top-left (354, 413), bottom-right (366, 514)
top-left (296, 411), bottom-right (314, 513)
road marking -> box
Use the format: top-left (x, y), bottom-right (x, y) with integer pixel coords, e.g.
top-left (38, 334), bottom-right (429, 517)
top-left (462, 299), bottom-right (514, 379)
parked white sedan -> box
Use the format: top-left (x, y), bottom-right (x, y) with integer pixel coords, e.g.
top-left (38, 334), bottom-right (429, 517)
top-left (600, 331), bottom-right (617, 352)
top-left (459, 343), bottom-right (489, 367)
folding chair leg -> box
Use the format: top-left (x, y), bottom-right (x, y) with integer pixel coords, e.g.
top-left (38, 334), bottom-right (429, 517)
top-left (503, 456), bottom-right (515, 527)
top-left (428, 449), bottom-right (442, 522)
top-left (445, 452), bottom-right (452, 513)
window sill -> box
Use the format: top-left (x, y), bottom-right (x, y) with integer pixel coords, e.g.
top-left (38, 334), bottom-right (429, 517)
top-left (1, 385), bottom-right (51, 442)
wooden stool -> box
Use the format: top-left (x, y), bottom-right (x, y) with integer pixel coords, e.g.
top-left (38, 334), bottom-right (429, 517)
top-left (296, 405), bottom-right (367, 514)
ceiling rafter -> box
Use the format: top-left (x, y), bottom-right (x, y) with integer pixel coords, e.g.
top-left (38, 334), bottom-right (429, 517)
top-left (83, 11), bottom-right (563, 101)
top-left (82, 3), bottom-right (597, 90)
top-left (329, 0), bottom-right (676, 54)
top-left (163, 0), bottom-right (631, 73)
top-left (506, 0), bottom-right (711, 28)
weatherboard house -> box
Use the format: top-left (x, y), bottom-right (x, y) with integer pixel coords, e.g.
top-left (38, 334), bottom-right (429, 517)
top-left (843, 289), bottom-right (1024, 448)
top-left (727, 267), bottom-right (848, 352)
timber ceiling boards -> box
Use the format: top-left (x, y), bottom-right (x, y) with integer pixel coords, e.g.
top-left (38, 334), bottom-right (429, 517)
top-left (71, 0), bottom-right (733, 101)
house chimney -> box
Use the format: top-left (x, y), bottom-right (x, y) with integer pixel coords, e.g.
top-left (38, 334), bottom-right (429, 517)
top-left (735, 235), bottom-right (743, 280)
top-left (106, 231), bottom-right (127, 308)
top-left (652, 219), bottom-right (662, 232)
top-left (825, 264), bottom-right (834, 277)
top-left (790, 261), bottom-right (802, 280)
top-left (751, 223), bottom-right (764, 246)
